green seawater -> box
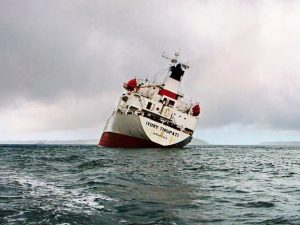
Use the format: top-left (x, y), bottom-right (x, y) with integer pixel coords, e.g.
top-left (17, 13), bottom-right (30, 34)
top-left (0, 145), bottom-right (300, 225)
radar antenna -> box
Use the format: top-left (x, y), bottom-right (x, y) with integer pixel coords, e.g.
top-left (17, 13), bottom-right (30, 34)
top-left (162, 50), bottom-right (189, 70)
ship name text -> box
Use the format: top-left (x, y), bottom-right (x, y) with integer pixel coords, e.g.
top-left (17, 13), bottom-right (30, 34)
top-left (145, 121), bottom-right (179, 137)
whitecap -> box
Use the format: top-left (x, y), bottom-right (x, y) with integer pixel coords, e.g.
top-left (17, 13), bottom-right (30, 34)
top-left (8, 173), bottom-right (115, 214)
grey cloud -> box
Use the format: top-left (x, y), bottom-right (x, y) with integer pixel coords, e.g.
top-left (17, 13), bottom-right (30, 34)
top-left (0, 0), bottom-right (185, 104)
top-left (1, 0), bottom-right (300, 133)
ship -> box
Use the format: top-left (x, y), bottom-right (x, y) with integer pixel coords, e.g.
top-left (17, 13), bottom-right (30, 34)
top-left (98, 51), bottom-right (201, 148)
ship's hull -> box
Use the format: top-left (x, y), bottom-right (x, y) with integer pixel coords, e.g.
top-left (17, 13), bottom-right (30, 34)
top-left (99, 114), bottom-right (192, 148)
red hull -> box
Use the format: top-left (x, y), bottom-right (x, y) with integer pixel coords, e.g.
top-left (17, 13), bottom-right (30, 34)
top-left (99, 132), bottom-right (161, 148)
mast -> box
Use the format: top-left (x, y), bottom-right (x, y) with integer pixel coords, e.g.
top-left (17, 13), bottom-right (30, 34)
top-left (160, 51), bottom-right (189, 100)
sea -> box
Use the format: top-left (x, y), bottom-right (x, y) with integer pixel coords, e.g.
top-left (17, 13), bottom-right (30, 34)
top-left (1, 145), bottom-right (300, 225)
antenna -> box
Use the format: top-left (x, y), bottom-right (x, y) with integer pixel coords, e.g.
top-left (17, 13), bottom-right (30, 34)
top-left (162, 50), bottom-right (190, 70)
top-left (175, 49), bottom-right (180, 57)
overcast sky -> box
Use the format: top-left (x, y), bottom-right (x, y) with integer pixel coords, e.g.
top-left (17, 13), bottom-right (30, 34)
top-left (1, 0), bottom-right (300, 144)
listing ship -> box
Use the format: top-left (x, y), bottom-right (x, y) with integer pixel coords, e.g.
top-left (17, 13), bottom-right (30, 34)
top-left (99, 51), bottom-right (201, 148)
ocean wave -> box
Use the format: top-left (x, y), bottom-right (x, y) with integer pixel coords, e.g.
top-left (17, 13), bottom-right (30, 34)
top-left (7, 174), bottom-right (115, 214)
top-left (1, 145), bottom-right (300, 225)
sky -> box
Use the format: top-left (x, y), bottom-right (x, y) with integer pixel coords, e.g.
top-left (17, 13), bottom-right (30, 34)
top-left (1, 0), bottom-right (300, 144)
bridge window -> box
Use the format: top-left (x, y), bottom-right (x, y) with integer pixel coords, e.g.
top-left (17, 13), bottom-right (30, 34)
top-left (146, 102), bottom-right (154, 111)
